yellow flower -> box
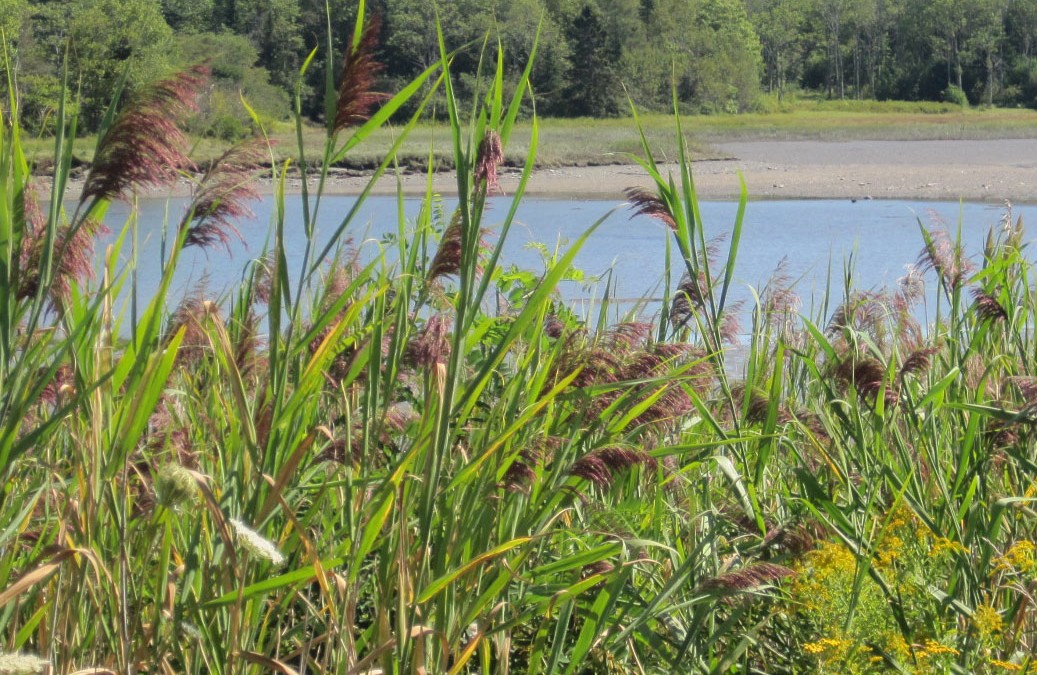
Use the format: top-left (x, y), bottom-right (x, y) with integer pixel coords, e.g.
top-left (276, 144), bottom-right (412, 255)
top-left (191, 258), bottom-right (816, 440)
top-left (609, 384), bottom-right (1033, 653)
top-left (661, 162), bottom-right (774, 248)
top-left (995, 541), bottom-right (1036, 575)
top-left (990, 660), bottom-right (1023, 672)
top-left (802, 637), bottom-right (851, 661)
top-left (929, 536), bottom-right (968, 558)
top-left (916, 639), bottom-right (959, 659)
top-left (877, 535), bottom-right (904, 568)
top-left (972, 603), bottom-right (1004, 638)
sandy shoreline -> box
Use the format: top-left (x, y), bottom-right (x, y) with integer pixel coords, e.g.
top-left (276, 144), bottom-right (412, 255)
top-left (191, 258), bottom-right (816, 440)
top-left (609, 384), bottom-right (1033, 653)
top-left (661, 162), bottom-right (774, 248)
top-left (62, 138), bottom-right (1037, 203)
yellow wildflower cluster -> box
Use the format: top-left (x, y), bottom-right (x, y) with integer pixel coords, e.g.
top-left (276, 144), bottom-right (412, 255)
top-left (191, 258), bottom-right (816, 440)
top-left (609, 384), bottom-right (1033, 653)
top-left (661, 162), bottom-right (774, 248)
top-left (915, 639), bottom-right (959, 660)
top-left (877, 534), bottom-right (904, 568)
top-left (886, 503), bottom-right (917, 531)
top-left (803, 636), bottom-right (851, 660)
top-left (989, 660), bottom-right (1023, 672)
top-left (972, 603), bottom-right (1004, 639)
top-left (791, 541), bottom-right (858, 611)
top-left (995, 541), bottom-right (1036, 575)
top-left (928, 536), bottom-right (968, 559)
top-left (881, 632), bottom-right (911, 662)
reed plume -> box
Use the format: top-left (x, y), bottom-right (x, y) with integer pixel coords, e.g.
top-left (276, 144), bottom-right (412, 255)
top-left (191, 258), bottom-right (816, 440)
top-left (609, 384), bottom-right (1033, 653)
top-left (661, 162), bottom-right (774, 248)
top-left (670, 270), bottom-right (710, 328)
top-left (428, 212), bottom-right (464, 282)
top-left (81, 64), bottom-right (209, 203)
top-left (971, 287), bottom-right (1009, 323)
top-left (698, 562), bottom-right (794, 594)
top-left (917, 228), bottom-right (974, 291)
top-left (181, 140), bottom-right (266, 251)
top-left (18, 212), bottom-right (109, 307)
top-left (570, 446), bottom-right (655, 488)
top-left (333, 15), bottom-right (386, 132)
top-left (762, 258), bottom-right (801, 319)
top-left (624, 187), bottom-right (676, 231)
top-left (897, 347), bottom-right (938, 384)
top-left (475, 130), bottom-right (504, 193)
top-left (404, 314), bottom-right (452, 369)
top-left (164, 280), bottom-right (218, 366)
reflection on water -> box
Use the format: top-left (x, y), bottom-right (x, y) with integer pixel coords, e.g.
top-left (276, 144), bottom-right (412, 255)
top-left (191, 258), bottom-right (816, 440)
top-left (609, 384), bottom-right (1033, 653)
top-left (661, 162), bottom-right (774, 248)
top-left (98, 195), bottom-right (1026, 327)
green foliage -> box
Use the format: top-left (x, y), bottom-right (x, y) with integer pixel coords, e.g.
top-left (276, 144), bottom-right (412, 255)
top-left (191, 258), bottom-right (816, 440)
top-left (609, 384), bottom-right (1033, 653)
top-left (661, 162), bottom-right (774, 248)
top-left (562, 3), bottom-right (622, 117)
top-left (176, 32), bottom-right (290, 136)
top-left (20, 0), bottom-right (174, 128)
top-left (6, 2), bottom-right (1037, 673)
top-left (944, 83), bottom-right (970, 106)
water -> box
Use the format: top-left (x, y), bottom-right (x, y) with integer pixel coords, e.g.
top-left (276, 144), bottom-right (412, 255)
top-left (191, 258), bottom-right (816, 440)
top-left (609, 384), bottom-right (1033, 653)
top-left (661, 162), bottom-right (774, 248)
top-left (98, 195), bottom-right (1024, 322)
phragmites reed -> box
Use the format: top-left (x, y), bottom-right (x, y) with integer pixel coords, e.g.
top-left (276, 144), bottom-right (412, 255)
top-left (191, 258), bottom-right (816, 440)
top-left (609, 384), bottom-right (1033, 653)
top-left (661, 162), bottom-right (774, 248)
top-left (569, 445), bottom-right (655, 488)
top-left (971, 287), bottom-right (1009, 323)
top-left (475, 130), bottom-right (504, 193)
top-left (426, 210), bottom-right (492, 283)
top-left (624, 186), bottom-right (676, 231)
top-left (404, 314), bottom-right (452, 369)
top-left (670, 270), bottom-right (710, 328)
top-left (896, 263), bottom-right (925, 305)
top-left (427, 211), bottom-right (464, 282)
top-left (698, 562), bottom-right (794, 594)
top-left (898, 345), bottom-right (940, 380)
top-left (834, 355), bottom-right (898, 407)
top-left (333, 15), bottom-right (386, 132)
top-left (251, 251), bottom-right (277, 305)
top-left (181, 140), bottom-right (266, 251)
top-left (81, 64), bottom-right (209, 203)
top-left (917, 227), bottom-right (975, 291)
top-left (164, 281), bottom-right (219, 366)
top-left (18, 213), bottom-right (109, 307)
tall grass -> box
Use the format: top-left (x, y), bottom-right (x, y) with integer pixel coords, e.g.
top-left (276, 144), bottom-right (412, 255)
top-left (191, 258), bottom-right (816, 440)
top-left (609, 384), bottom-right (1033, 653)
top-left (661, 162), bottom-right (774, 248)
top-left (2, 4), bottom-right (1037, 674)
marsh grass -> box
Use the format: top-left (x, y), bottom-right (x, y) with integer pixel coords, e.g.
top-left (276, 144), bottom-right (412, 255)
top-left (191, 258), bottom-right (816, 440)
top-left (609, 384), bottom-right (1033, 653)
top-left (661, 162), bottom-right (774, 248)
top-left (3, 4), bottom-right (1037, 674)
top-left (24, 104), bottom-right (1037, 176)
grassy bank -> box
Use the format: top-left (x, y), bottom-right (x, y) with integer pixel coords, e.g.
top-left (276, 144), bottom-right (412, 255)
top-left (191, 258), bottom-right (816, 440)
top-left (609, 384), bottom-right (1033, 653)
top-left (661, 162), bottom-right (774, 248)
top-left (3, 15), bottom-right (1037, 675)
top-left (22, 103), bottom-right (1037, 176)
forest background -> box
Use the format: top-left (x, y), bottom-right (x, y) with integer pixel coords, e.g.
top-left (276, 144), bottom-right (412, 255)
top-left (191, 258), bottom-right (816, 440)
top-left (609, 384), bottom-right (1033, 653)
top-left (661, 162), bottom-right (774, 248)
top-left (4, 0), bottom-right (1037, 141)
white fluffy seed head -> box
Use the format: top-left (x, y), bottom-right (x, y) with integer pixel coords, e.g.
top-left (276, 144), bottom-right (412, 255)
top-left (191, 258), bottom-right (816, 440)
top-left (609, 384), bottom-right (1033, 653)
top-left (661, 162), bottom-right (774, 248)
top-left (0, 652), bottom-right (50, 674)
top-left (229, 518), bottom-right (285, 567)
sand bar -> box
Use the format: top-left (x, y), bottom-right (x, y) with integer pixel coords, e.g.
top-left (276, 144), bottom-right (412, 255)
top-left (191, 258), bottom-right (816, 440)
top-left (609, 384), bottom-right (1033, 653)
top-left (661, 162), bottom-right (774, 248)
top-left (308, 138), bottom-right (1037, 203)
top-left (62, 138), bottom-right (1037, 203)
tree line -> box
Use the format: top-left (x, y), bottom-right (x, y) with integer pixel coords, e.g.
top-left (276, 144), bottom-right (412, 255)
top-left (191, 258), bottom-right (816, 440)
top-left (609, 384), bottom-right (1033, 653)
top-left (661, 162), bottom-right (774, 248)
top-left (3, 0), bottom-right (1037, 137)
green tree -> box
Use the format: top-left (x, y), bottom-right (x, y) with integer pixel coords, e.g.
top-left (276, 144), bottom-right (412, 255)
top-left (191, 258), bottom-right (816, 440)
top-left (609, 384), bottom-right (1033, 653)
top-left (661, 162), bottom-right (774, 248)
top-left (20, 0), bottom-right (174, 129)
top-left (0, 0), bottom-right (28, 43)
top-left (748, 0), bottom-right (807, 97)
top-left (498, 0), bottom-right (570, 114)
top-left (159, 0), bottom-right (215, 32)
top-left (563, 3), bottom-right (621, 116)
top-left (648, 0), bottom-right (763, 112)
top-left (226, 0), bottom-right (304, 92)
top-left (177, 31), bottom-right (290, 137)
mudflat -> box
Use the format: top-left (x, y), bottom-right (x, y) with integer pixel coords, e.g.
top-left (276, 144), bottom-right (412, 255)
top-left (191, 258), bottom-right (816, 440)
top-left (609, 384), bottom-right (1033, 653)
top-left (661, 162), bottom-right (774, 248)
top-left (296, 138), bottom-right (1037, 203)
top-left (60, 138), bottom-right (1037, 203)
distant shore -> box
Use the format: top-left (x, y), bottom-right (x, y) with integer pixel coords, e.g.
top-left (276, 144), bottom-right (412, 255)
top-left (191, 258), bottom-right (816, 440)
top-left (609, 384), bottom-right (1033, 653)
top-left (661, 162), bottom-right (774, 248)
top-left (61, 138), bottom-right (1037, 203)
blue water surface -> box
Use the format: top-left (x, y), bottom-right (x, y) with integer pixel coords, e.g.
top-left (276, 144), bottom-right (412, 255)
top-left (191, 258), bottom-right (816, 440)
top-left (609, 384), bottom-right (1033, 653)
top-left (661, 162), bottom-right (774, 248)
top-left (98, 195), bottom-right (1024, 324)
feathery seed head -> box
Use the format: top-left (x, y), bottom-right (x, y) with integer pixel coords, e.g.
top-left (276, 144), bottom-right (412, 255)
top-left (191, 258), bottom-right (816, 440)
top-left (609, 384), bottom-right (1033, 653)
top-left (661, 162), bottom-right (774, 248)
top-left (625, 186), bottom-right (676, 231)
top-left (404, 314), bottom-right (452, 369)
top-left (334, 15), bottom-right (386, 132)
top-left (917, 227), bottom-right (975, 290)
top-left (181, 139), bottom-right (266, 251)
top-left (971, 287), bottom-right (1009, 323)
top-left (229, 518), bottom-right (285, 567)
top-left (475, 130), bottom-right (504, 193)
top-left (81, 64), bottom-right (209, 203)
top-left (699, 562), bottom-right (795, 594)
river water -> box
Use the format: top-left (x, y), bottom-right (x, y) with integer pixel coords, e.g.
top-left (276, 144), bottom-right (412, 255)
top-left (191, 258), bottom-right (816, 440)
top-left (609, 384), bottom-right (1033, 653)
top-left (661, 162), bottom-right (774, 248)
top-left (99, 195), bottom-right (1026, 324)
